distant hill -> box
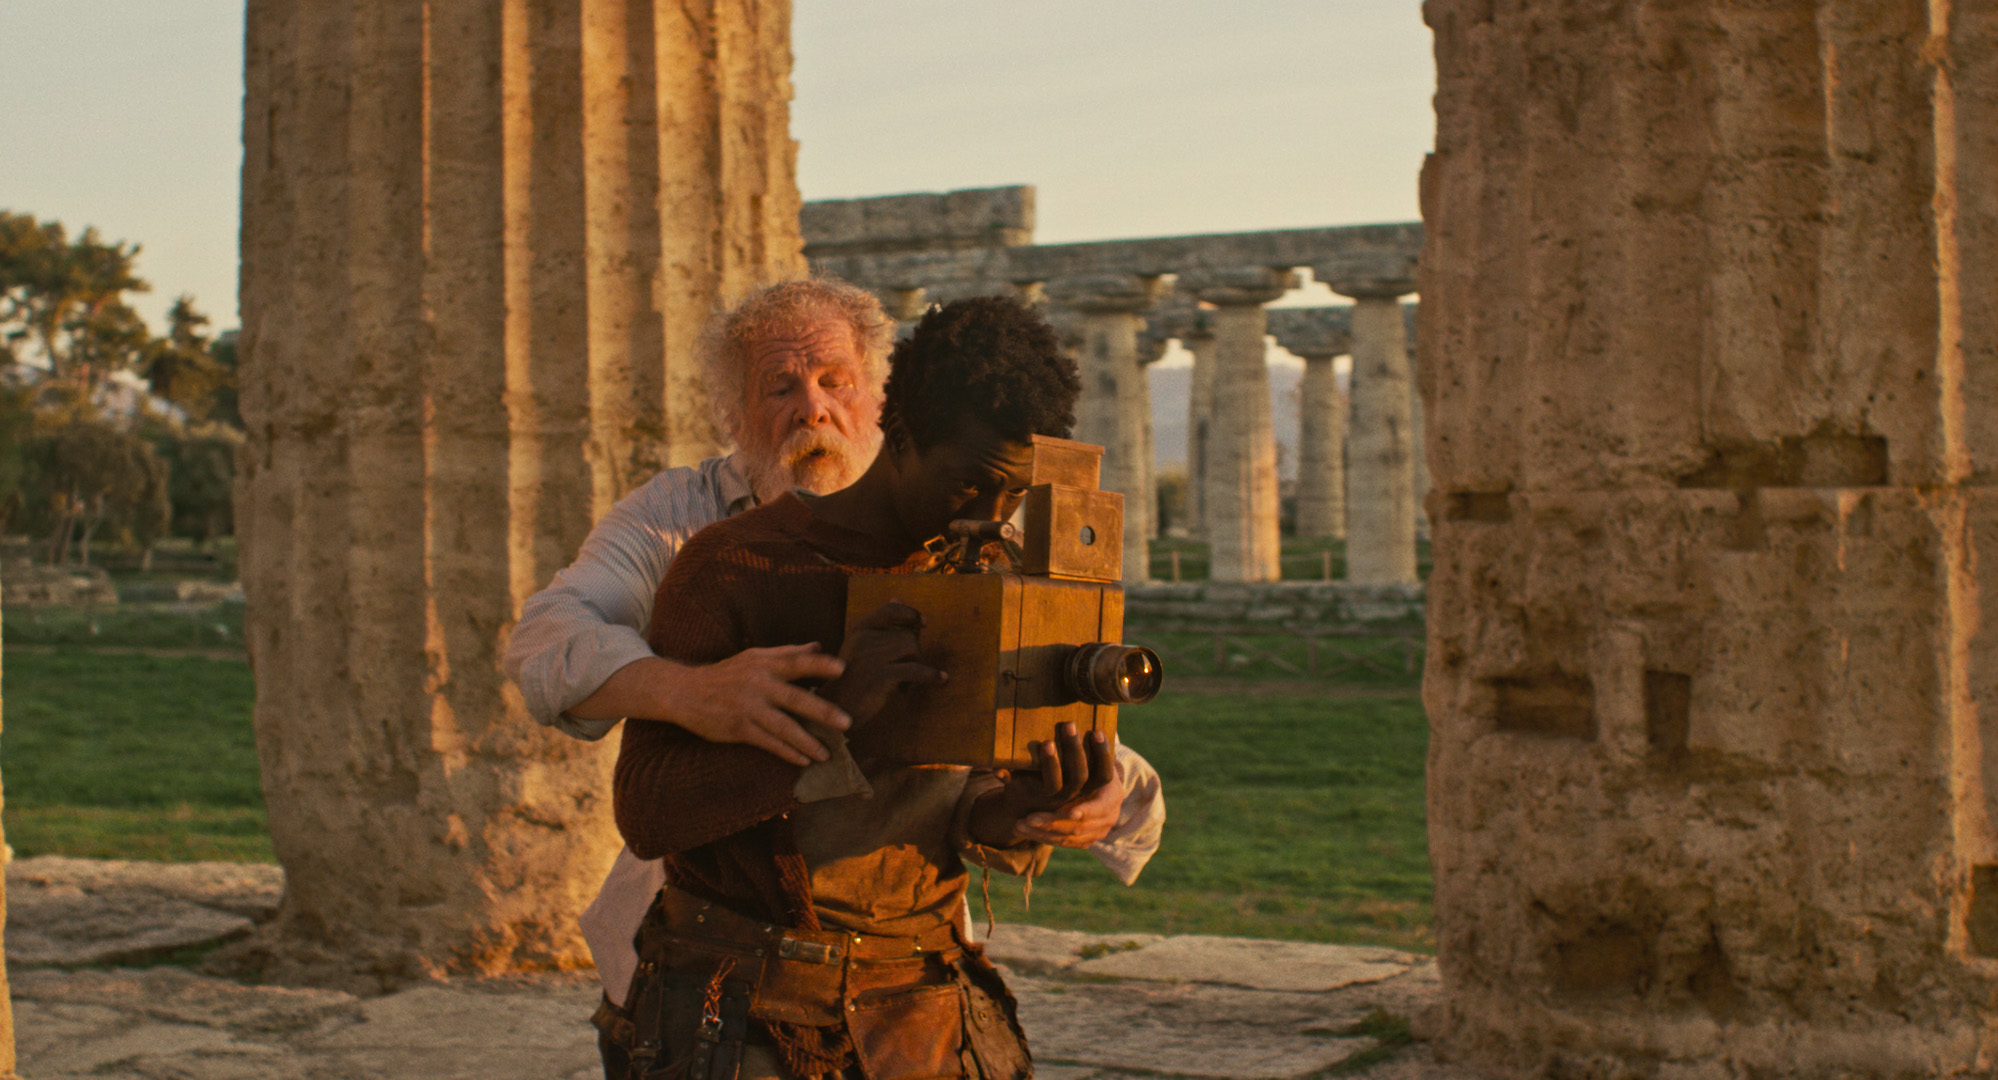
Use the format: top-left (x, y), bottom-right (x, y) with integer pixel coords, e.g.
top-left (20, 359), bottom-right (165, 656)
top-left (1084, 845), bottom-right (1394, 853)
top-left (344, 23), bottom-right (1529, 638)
top-left (1149, 362), bottom-right (1304, 480)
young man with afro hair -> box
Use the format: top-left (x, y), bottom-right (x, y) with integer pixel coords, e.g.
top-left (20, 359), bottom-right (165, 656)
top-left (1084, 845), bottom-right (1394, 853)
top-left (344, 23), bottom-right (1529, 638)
top-left (612, 296), bottom-right (1121, 1080)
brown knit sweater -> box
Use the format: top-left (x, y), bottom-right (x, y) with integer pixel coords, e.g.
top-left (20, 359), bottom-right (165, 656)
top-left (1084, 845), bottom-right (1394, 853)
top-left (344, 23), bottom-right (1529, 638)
top-left (617, 493), bottom-right (1040, 932)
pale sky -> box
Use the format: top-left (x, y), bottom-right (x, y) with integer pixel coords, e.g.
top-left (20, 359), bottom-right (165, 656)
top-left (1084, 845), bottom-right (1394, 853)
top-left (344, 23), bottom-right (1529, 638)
top-left (0, 1), bottom-right (1433, 333)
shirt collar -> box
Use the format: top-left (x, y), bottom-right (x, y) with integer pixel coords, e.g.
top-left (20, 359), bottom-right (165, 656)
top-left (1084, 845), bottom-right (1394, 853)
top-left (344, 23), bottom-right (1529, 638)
top-left (718, 452), bottom-right (758, 514)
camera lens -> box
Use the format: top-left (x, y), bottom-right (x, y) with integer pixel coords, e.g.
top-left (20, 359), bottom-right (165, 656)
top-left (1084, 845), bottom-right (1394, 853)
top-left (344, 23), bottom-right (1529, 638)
top-left (1064, 643), bottom-right (1164, 706)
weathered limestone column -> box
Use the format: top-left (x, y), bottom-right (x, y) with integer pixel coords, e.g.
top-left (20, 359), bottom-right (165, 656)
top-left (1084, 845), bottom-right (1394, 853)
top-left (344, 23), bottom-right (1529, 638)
top-left (1180, 320), bottom-right (1217, 540)
top-left (1325, 279), bottom-right (1417, 584)
top-left (1293, 347), bottom-right (1348, 539)
top-left (879, 285), bottom-right (927, 333)
top-left (1403, 309), bottom-right (1430, 540)
top-left (1186, 268), bottom-right (1294, 583)
top-left (1138, 334), bottom-right (1168, 540)
top-left (1048, 274), bottom-right (1165, 582)
top-left (1425, 1), bottom-right (1998, 1075)
top-left (238, 0), bottom-right (803, 984)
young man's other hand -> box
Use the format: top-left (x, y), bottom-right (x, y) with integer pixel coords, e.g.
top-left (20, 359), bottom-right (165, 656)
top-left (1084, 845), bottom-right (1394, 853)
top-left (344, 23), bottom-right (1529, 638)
top-left (970, 722), bottom-right (1121, 849)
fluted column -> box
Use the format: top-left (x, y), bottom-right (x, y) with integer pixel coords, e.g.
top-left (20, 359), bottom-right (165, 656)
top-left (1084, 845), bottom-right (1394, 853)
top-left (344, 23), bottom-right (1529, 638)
top-left (1406, 329), bottom-right (1429, 539)
top-left (1181, 322), bottom-right (1217, 540)
top-left (1048, 274), bottom-right (1165, 582)
top-left (1186, 268), bottom-right (1295, 583)
top-left (238, 0), bottom-right (803, 982)
top-left (1325, 277), bottom-right (1417, 585)
top-left (1138, 334), bottom-right (1167, 541)
top-left (1293, 346), bottom-right (1348, 539)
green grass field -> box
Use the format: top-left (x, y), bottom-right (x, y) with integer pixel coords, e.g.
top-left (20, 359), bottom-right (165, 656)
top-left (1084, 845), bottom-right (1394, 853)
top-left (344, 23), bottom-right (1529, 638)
top-left (3, 649), bottom-right (271, 861)
top-left (1, 622), bottom-right (1432, 949)
top-left (982, 687), bottom-right (1432, 951)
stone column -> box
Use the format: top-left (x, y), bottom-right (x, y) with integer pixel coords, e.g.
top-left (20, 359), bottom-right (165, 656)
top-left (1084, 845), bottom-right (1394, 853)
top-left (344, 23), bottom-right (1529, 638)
top-left (238, 0), bottom-right (803, 984)
top-left (1425, 1), bottom-right (1998, 1075)
top-left (1186, 268), bottom-right (1295, 583)
top-left (879, 286), bottom-right (927, 336)
top-left (1180, 321), bottom-right (1217, 540)
top-left (1403, 307), bottom-right (1429, 540)
top-left (1138, 334), bottom-right (1168, 540)
top-left (1324, 279), bottom-right (1417, 584)
top-left (1047, 274), bottom-right (1165, 582)
top-left (1292, 346), bottom-right (1348, 539)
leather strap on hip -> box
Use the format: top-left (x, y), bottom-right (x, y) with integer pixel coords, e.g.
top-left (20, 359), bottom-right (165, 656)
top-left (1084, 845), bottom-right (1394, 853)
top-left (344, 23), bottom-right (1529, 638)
top-left (658, 886), bottom-right (961, 964)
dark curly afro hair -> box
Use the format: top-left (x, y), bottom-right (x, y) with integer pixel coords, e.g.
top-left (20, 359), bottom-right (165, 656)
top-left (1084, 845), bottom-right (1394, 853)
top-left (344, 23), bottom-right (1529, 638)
top-left (880, 295), bottom-right (1081, 451)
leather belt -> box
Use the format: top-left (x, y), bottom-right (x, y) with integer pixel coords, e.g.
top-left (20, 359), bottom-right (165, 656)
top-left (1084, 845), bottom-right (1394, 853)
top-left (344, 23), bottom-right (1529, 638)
top-left (657, 886), bottom-right (961, 965)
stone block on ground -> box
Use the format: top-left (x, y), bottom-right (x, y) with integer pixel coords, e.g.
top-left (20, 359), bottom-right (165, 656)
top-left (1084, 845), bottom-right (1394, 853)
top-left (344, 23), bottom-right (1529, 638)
top-left (12, 966), bottom-right (360, 1035)
top-left (10, 855), bottom-right (285, 920)
top-left (1011, 973), bottom-right (1371, 1078)
top-left (972, 923), bottom-right (1162, 973)
top-left (1069, 934), bottom-right (1422, 991)
top-left (7, 856), bottom-right (284, 966)
top-left (297, 977), bottom-right (602, 1079)
top-left (8, 886), bottom-right (253, 967)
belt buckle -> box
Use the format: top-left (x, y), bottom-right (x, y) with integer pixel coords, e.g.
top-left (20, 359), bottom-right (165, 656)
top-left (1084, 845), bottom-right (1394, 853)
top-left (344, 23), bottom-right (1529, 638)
top-left (777, 937), bottom-right (846, 965)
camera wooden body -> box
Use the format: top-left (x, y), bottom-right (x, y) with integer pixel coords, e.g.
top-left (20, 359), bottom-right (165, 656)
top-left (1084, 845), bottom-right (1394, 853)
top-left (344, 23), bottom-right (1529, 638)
top-left (843, 436), bottom-right (1133, 769)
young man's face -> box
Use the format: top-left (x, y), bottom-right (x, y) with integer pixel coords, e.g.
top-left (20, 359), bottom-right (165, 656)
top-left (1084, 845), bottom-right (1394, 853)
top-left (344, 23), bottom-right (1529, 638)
top-left (736, 317), bottom-right (884, 500)
top-left (887, 415), bottom-right (1036, 548)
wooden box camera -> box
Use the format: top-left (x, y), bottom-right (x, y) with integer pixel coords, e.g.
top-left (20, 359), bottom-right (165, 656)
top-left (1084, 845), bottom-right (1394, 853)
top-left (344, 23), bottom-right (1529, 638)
top-left (844, 436), bottom-right (1163, 769)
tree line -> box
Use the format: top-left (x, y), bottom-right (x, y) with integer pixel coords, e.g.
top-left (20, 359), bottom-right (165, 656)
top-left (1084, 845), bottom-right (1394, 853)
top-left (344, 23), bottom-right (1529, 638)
top-left (1, 210), bottom-right (240, 568)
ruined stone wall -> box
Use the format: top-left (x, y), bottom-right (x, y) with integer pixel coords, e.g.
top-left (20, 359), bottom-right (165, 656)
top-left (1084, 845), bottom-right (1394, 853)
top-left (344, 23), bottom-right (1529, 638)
top-left (236, 0), bottom-right (803, 985)
top-left (1422, 0), bottom-right (1998, 1074)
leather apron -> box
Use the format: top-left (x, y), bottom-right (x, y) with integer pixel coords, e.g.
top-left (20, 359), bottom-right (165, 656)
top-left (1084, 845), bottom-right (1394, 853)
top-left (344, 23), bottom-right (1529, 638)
top-left (601, 887), bottom-right (1031, 1080)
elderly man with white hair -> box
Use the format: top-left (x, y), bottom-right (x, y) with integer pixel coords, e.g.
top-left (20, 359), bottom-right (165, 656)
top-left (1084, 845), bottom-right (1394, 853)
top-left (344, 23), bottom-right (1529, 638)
top-left (503, 278), bottom-right (1165, 1077)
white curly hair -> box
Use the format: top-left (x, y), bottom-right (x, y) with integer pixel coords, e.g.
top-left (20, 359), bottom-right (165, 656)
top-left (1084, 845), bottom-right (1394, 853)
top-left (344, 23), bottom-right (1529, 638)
top-left (701, 278), bottom-right (896, 443)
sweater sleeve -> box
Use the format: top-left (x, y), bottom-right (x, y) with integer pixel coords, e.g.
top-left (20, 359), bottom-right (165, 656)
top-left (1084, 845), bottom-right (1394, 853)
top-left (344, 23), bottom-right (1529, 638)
top-left (613, 534), bottom-right (802, 859)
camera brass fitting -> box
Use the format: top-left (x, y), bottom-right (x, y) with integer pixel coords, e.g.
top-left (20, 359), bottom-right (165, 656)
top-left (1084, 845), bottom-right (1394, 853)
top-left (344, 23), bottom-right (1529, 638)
top-left (844, 435), bottom-right (1165, 768)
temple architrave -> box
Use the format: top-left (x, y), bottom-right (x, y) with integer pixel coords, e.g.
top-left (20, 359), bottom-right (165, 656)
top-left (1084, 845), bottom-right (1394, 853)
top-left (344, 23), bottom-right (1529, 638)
top-left (234, 0), bottom-right (802, 983)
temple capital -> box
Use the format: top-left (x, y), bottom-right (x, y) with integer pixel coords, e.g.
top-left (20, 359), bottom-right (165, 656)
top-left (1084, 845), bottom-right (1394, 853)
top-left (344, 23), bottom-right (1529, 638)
top-left (1182, 266), bottom-right (1297, 308)
top-left (1046, 273), bottom-right (1168, 314)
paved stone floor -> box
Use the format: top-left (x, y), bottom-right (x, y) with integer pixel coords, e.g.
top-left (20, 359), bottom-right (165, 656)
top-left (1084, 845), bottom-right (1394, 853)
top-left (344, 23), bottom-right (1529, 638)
top-left (8, 857), bottom-right (1487, 1080)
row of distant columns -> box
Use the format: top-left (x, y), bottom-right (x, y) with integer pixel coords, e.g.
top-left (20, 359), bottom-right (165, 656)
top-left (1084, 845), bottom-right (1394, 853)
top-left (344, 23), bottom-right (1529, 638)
top-left (891, 270), bottom-right (1420, 586)
top-left (1038, 268), bottom-right (1419, 586)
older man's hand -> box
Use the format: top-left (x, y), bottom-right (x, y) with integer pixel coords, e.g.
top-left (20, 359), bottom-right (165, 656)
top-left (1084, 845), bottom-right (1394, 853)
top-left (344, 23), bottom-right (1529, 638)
top-left (571, 647), bottom-right (852, 766)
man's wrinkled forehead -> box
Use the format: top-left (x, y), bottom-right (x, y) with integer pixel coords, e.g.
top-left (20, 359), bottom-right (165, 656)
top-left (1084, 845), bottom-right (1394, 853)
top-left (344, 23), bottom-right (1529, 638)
top-left (744, 318), bottom-right (865, 382)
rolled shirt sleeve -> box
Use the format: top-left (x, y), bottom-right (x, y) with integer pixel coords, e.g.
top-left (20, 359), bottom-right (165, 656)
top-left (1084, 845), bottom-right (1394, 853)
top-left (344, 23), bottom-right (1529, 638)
top-left (952, 771), bottom-right (1054, 879)
top-left (503, 455), bottom-right (753, 739)
top-left (1088, 740), bottom-right (1166, 886)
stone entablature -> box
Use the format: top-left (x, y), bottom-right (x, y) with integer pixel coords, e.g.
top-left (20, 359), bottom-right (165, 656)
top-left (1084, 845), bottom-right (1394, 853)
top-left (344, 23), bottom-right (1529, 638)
top-left (802, 185), bottom-right (1035, 258)
top-left (809, 214), bottom-right (1421, 304)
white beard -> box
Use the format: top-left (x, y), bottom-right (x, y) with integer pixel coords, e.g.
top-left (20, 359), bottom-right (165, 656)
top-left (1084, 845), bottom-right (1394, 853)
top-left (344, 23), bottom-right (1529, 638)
top-left (741, 423), bottom-right (881, 502)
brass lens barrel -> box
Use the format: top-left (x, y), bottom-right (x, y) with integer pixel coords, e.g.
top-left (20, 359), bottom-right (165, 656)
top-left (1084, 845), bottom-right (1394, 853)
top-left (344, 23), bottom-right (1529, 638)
top-left (1065, 643), bottom-right (1164, 706)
